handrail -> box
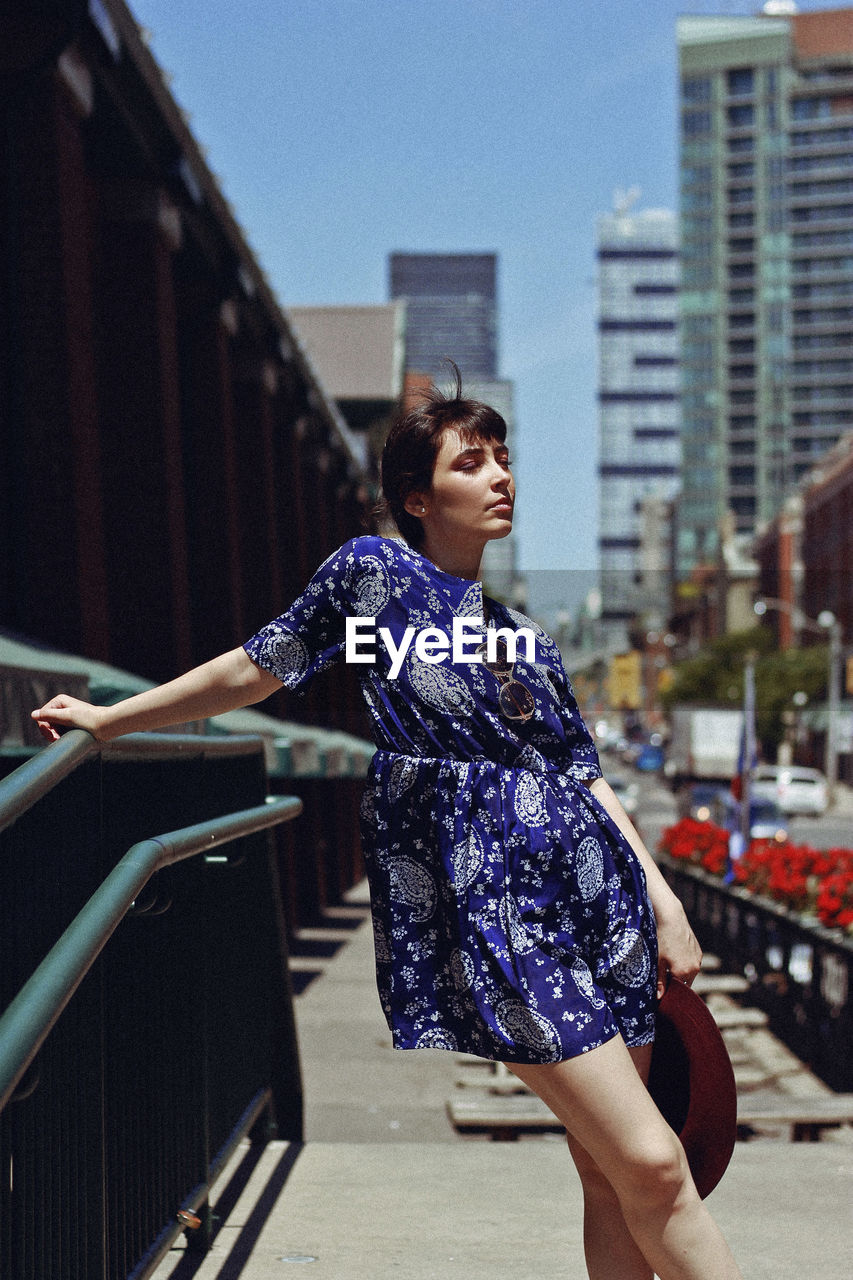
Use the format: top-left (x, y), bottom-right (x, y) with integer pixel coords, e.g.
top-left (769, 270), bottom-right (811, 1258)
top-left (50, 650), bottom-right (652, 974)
top-left (0, 728), bottom-right (96, 835)
top-left (0, 794), bottom-right (302, 1112)
top-left (0, 730), bottom-right (268, 836)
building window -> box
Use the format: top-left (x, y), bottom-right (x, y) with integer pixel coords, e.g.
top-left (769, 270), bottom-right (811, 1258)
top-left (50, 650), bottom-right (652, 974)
top-left (727, 104), bottom-right (755, 128)
top-left (728, 135), bottom-right (754, 154)
top-left (729, 466), bottom-right (755, 486)
top-left (682, 76), bottom-right (711, 104)
top-left (790, 204), bottom-right (853, 224)
top-left (728, 212), bottom-right (754, 228)
top-left (728, 263), bottom-right (754, 280)
top-left (791, 97), bottom-right (833, 121)
top-left (683, 111), bottom-right (712, 137)
top-left (634, 427), bottom-right (679, 440)
top-left (790, 126), bottom-right (853, 147)
top-left (790, 151), bottom-right (853, 173)
top-left (727, 68), bottom-right (754, 97)
top-left (728, 162), bottom-right (755, 180)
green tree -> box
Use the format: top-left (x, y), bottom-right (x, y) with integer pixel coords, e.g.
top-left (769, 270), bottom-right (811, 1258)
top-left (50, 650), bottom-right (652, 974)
top-left (662, 627), bottom-right (828, 753)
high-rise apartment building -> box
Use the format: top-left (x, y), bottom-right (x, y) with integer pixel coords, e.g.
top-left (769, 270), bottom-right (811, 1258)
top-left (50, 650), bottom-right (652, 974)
top-left (677, 5), bottom-right (853, 577)
top-left (597, 204), bottom-right (681, 648)
top-left (388, 252), bottom-right (497, 378)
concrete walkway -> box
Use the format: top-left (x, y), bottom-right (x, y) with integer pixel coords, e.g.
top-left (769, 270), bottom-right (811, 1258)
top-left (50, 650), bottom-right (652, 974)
top-left (152, 883), bottom-right (853, 1280)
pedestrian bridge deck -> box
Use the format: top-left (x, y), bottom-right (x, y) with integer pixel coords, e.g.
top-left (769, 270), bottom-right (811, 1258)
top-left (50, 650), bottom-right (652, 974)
top-left (152, 884), bottom-right (852, 1280)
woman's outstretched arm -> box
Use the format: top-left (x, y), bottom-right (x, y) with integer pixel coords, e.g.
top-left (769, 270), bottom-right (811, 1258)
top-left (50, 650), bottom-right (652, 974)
top-left (31, 647), bottom-right (281, 743)
top-left (584, 774), bottom-right (702, 995)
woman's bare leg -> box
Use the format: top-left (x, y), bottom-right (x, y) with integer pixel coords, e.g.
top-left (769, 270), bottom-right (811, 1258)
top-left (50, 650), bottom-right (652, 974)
top-left (504, 1035), bottom-right (742, 1280)
top-left (567, 1129), bottom-right (652, 1280)
top-left (563, 1044), bottom-right (655, 1280)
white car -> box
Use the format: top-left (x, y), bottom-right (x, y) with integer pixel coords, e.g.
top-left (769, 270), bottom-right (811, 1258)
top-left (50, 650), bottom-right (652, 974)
top-left (750, 765), bottom-right (828, 817)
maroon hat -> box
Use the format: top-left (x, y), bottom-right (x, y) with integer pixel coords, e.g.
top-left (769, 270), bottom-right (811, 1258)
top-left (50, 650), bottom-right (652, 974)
top-left (647, 976), bottom-right (737, 1199)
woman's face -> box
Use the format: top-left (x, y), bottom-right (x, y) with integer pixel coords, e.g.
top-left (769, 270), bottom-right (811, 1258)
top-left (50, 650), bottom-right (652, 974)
top-left (406, 428), bottom-right (515, 548)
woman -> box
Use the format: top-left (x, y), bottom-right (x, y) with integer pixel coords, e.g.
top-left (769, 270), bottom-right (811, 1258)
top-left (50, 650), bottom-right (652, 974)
top-left (33, 372), bottom-right (742, 1280)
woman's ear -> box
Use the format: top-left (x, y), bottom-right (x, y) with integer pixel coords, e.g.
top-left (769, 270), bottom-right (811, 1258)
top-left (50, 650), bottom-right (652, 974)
top-left (403, 492), bottom-right (428, 519)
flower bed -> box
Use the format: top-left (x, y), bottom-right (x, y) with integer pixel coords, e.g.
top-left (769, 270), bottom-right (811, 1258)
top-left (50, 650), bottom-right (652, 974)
top-left (659, 817), bottom-right (853, 933)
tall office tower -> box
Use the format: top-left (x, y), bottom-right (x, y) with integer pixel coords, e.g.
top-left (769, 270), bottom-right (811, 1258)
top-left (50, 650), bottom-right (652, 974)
top-left (388, 252), bottom-right (497, 378)
top-left (677, 5), bottom-right (853, 578)
top-left (389, 252), bottom-right (521, 601)
top-left (597, 203), bottom-right (681, 649)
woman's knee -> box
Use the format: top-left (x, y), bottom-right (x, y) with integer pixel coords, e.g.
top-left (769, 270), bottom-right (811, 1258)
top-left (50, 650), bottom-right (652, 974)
top-left (610, 1130), bottom-right (694, 1214)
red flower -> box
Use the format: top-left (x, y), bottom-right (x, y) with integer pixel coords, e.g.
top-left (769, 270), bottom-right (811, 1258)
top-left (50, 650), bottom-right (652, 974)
top-left (658, 820), bottom-right (853, 932)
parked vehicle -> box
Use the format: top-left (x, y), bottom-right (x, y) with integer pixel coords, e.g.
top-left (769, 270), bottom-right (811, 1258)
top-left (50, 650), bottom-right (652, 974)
top-left (711, 790), bottom-right (788, 842)
top-left (608, 774), bottom-right (640, 818)
top-left (665, 706), bottom-right (743, 786)
top-left (678, 782), bottom-right (730, 822)
top-left (750, 765), bottom-right (828, 817)
top-left (635, 743), bottom-right (665, 772)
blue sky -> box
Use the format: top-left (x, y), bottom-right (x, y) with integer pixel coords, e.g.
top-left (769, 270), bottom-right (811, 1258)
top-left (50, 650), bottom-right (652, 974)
top-left (131, 0), bottom-right (844, 617)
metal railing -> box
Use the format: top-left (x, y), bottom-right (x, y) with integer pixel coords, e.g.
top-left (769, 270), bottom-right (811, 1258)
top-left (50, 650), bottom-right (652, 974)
top-left (659, 854), bottom-right (853, 1093)
top-left (0, 731), bottom-right (305, 1279)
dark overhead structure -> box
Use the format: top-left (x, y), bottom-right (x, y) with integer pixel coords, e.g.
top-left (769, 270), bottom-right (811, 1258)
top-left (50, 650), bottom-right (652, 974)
top-left (0, 0), bottom-right (370, 737)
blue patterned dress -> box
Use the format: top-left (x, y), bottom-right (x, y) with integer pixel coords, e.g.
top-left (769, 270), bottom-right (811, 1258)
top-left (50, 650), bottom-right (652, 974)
top-left (244, 535), bottom-right (657, 1064)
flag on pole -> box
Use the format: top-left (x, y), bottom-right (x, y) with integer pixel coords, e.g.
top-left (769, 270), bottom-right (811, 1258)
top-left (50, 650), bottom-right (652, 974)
top-left (728, 659), bottom-right (757, 881)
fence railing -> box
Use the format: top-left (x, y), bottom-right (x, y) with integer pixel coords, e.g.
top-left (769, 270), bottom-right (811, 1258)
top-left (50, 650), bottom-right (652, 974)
top-left (658, 853), bottom-right (853, 1093)
top-left (0, 731), bottom-right (305, 1279)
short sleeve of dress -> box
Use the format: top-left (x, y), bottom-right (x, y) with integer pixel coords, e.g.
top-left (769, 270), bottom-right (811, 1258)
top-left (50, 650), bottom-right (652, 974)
top-left (243, 537), bottom-right (362, 694)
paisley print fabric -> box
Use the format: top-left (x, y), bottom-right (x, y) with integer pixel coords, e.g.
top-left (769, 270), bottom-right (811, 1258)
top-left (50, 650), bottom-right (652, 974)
top-left (244, 535), bottom-right (657, 1063)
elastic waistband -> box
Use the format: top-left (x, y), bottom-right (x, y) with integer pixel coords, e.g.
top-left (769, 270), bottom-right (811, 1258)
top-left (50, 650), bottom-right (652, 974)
top-left (370, 748), bottom-right (579, 777)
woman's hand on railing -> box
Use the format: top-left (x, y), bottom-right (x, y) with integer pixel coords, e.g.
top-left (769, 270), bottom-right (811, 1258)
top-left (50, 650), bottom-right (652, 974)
top-left (32, 648), bottom-right (282, 745)
top-left (31, 696), bottom-right (110, 744)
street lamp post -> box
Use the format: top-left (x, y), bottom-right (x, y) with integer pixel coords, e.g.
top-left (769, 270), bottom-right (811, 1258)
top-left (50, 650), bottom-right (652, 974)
top-left (753, 597), bottom-right (843, 807)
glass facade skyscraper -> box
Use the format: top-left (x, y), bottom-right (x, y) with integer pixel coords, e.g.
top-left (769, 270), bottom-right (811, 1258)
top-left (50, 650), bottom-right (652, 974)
top-left (677, 7), bottom-right (853, 578)
top-left (597, 206), bottom-right (681, 648)
top-left (388, 252), bottom-right (497, 378)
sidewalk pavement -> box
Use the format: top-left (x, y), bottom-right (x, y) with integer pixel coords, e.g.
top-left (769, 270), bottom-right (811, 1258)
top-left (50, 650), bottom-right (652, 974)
top-left (153, 882), bottom-right (852, 1280)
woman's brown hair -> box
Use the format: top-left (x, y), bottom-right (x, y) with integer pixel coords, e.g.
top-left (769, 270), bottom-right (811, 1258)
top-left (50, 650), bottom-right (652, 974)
top-left (377, 362), bottom-right (508, 548)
